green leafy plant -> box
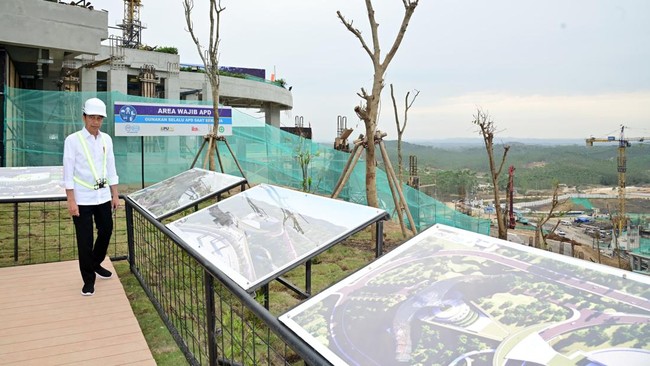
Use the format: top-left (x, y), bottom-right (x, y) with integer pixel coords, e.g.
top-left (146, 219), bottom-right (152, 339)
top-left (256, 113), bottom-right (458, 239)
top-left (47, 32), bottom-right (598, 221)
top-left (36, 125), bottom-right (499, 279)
top-left (295, 137), bottom-right (320, 192)
top-left (273, 78), bottom-right (287, 88)
top-left (155, 46), bottom-right (179, 55)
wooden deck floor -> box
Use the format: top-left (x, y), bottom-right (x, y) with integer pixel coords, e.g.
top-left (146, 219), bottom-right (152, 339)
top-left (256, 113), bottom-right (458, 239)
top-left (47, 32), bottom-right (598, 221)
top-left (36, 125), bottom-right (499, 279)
top-left (0, 260), bottom-right (156, 366)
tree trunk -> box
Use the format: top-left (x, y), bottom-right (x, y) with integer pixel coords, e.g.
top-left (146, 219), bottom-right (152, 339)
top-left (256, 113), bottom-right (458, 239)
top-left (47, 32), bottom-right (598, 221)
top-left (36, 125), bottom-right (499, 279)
top-left (184, 0), bottom-right (224, 173)
top-left (397, 136), bottom-right (403, 184)
top-left (390, 83), bottom-right (418, 186)
top-left (337, 1), bottom-right (419, 209)
top-left (209, 76), bottom-right (220, 171)
top-left (473, 109), bottom-right (509, 240)
top-left (365, 87), bottom-right (381, 208)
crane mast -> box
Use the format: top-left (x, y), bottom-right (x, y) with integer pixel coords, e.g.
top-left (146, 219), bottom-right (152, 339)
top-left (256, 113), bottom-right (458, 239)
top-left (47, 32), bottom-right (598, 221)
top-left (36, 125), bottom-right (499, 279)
top-left (508, 165), bottom-right (516, 229)
top-left (117, 0), bottom-right (145, 48)
top-left (586, 126), bottom-right (648, 239)
top-left (616, 127), bottom-right (627, 239)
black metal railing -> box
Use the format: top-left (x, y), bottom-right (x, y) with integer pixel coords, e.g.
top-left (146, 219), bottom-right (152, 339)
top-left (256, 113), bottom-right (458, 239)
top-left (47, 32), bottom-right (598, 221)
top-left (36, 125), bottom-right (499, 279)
top-left (1, 192), bottom-right (340, 364)
top-left (125, 198), bottom-right (329, 366)
top-left (0, 196), bottom-right (128, 267)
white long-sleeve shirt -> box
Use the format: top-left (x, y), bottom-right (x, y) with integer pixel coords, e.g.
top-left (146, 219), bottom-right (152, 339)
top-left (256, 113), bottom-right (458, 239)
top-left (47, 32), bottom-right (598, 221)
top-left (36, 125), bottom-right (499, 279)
top-left (63, 127), bottom-right (119, 205)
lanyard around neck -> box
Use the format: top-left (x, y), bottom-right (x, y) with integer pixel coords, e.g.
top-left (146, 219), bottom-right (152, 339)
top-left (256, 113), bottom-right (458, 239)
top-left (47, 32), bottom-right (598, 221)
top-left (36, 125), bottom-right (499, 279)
top-left (76, 131), bottom-right (107, 183)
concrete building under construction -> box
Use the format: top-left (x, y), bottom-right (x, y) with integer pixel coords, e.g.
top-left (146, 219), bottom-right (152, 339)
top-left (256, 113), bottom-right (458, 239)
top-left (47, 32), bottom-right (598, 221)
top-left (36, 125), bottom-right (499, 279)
top-left (0, 0), bottom-right (293, 166)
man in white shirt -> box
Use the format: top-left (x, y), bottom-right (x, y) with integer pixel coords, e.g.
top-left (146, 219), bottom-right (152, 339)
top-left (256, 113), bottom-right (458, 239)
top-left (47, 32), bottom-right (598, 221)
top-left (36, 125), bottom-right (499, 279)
top-left (63, 98), bottom-right (120, 296)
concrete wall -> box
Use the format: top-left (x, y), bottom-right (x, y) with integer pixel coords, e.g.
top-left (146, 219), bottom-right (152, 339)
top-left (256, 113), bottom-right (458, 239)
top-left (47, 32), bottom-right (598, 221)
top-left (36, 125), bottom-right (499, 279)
top-left (0, 0), bottom-right (107, 55)
top-left (0, 0), bottom-right (292, 124)
top-left (220, 76), bottom-right (292, 109)
top-left (181, 71), bottom-right (292, 109)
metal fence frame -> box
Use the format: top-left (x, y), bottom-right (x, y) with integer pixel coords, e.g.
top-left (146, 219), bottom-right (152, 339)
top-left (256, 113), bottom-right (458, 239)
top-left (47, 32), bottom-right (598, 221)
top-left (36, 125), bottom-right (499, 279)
top-left (124, 196), bottom-right (331, 366)
top-left (0, 196), bottom-right (128, 266)
top-left (1, 191), bottom-right (382, 365)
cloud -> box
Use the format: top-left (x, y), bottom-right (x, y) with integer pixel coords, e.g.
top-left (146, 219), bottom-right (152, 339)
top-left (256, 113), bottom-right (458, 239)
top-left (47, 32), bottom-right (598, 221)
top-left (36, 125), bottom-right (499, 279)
top-left (398, 91), bottom-right (650, 140)
top-left (93, 0), bottom-right (650, 144)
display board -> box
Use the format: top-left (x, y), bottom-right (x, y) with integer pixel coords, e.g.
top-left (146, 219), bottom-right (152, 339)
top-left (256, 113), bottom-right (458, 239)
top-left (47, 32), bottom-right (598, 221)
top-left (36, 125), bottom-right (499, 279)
top-left (280, 224), bottom-right (650, 366)
top-left (167, 184), bottom-right (389, 291)
top-left (114, 102), bottom-right (233, 136)
top-left (128, 168), bottom-right (246, 220)
top-left (0, 166), bottom-right (65, 201)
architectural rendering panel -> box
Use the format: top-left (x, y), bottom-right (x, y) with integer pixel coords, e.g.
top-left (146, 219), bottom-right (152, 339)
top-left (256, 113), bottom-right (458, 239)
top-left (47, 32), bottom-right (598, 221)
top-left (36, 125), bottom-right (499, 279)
top-left (0, 166), bottom-right (65, 200)
top-left (280, 224), bottom-right (650, 366)
top-left (128, 168), bottom-right (245, 219)
top-left (167, 184), bottom-right (388, 291)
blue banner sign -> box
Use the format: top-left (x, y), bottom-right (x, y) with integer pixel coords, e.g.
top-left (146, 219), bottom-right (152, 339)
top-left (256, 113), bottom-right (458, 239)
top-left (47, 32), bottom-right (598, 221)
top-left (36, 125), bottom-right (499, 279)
top-left (114, 102), bottom-right (232, 137)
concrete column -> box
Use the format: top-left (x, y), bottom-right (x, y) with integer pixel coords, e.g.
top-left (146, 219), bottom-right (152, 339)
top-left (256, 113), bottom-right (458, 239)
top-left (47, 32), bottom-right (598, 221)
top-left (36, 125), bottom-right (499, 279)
top-left (264, 103), bottom-right (281, 128)
top-left (165, 75), bottom-right (182, 162)
top-left (202, 80), bottom-right (211, 102)
top-left (80, 68), bottom-right (97, 92)
top-left (108, 68), bottom-right (127, 93)
top-left (162, 73), bottom-right (183, 165)
top-left (165, 72), bottom-right (180, 100)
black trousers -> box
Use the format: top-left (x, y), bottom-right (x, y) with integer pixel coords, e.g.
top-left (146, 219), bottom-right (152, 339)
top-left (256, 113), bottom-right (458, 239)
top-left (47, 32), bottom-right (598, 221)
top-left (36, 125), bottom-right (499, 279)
top-left (73, 201), bottom-right (113, 286)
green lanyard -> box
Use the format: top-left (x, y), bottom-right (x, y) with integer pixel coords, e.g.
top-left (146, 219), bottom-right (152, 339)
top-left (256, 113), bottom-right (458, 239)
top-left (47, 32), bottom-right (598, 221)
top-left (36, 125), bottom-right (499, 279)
top-left (73, 131), bottom-right (107, 190)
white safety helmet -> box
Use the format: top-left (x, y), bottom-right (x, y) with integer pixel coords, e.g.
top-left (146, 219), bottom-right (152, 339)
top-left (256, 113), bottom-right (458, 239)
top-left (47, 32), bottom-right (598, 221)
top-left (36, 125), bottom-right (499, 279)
top-left (83, 98), bottom-right (107, 117)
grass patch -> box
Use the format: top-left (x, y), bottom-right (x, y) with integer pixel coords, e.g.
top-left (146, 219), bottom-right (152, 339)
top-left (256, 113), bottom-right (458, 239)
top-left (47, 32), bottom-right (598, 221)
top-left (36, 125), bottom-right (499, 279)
top-left (114, 261), bottom-right (187, 365)
top-left (4, 196), bottom-right (408, 364)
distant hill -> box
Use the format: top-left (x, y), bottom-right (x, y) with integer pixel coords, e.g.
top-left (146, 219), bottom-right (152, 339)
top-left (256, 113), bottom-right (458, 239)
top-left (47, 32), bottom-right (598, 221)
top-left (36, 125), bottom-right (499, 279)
top-left (381, 140), bottom-right (650, 191)
top-left (404, 138), bottom-right (585, 148)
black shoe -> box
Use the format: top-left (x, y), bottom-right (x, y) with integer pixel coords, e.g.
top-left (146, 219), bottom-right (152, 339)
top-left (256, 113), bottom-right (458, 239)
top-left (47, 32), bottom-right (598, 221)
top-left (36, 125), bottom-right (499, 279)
top-left (95, 265), bottom-right (113, 279)
top-left (81, 283), bottom-right (95, 296)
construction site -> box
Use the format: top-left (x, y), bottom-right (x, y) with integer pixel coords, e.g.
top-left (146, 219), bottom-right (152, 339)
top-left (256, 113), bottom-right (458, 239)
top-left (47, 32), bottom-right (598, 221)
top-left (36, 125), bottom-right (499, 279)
top-left (2, 1), bottom-right (650, 366)
top-left (442, 126), bottom-right (650, 273)
top-left (4, 0), bottom-right (504, 230)
top-left (4, 1), bottom-right (648, 262)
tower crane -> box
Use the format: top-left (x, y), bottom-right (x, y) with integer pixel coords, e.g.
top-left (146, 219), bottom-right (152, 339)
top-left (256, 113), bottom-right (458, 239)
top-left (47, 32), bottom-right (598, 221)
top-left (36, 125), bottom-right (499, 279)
top-left (507, 165), bottom-right (516, 229)
top-left (586, 126), bottom-right (648, 239)
top-left (117, 0), bottom-right (146, 48)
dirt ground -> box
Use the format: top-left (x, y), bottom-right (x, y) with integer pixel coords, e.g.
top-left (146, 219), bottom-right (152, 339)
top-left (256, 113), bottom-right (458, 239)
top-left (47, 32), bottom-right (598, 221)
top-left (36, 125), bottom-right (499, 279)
top-left (504, 226), bottom-right (631, 270)
top-left (574, 244), bottom-right (630, 270)
top-left (353, 218), bottom-right (633, 272)
top-left (342, 185), bottom-right (648, 272)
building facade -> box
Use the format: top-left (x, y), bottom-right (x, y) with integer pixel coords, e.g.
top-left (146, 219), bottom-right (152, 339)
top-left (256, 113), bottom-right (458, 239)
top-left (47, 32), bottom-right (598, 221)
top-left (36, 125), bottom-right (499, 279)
top-left (0, 0), bottom-right (292, 167)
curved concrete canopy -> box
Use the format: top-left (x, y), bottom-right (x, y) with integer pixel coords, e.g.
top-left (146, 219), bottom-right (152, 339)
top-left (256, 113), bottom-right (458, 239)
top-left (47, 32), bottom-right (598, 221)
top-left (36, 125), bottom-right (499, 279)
top-left (180, 71), bottom-right (292, 111)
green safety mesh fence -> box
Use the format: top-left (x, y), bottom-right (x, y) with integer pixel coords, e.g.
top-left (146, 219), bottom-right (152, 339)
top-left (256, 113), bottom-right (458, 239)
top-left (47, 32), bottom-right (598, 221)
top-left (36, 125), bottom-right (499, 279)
top-left (3, 86), bottom-right (490, 235)
top-left (635, 237), bottom-right (650, 256)
top-left (570, 197), bottom-right (594, 210)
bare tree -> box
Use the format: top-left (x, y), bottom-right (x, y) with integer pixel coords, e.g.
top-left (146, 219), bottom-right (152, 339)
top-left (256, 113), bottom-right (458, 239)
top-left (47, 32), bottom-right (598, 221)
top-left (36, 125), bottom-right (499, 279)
top-left (390, 83), bottom-right (419, 184)
top-left (535, 182), bottom-right (565, 250)
top-left (473, 109), bottom-right (510, 240)
top-left (183, 0), bottom-right (224, 171)
top-left (337, 0), bottom-right (419, 208)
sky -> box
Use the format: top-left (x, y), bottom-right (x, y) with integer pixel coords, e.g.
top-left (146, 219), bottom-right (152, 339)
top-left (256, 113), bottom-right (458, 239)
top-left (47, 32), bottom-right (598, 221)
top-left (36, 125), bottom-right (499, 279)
top-left (91, 0), bottom-right (650, 143)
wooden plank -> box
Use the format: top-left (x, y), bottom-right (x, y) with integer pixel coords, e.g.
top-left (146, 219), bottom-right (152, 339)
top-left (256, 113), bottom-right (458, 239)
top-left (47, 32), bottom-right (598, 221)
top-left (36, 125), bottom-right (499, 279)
top-left (0, 323), bottom-right (143, 353)
top-left (1, 332), bottom-right (148, 363)
top-left (64, 351), bottom-right (157, 366)
top-left (0, 260), bottom-right (156, 365)
top-left (0, 312), bottom-right (137, 345)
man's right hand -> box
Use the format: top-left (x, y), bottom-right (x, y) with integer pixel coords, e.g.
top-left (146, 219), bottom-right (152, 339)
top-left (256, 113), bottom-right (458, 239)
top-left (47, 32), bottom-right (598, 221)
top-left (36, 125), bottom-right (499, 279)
top-left (65, 189), bottom-right (79, 217)
top-left (68, 200), bottom-right (79, 217)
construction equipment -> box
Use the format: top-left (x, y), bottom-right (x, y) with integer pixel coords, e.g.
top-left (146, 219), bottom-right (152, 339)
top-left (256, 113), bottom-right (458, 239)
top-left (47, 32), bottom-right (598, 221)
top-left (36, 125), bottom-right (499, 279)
top-left (586, 126), bottom-right (648, 239)
top-left (117, 0), bottom-right (146, 48)
top-left (407, 155), bottom-right (419, 190)
top-left (507, 165), bottom-right (516, 229)
top-left (334, 116), bottom-right (352, 152)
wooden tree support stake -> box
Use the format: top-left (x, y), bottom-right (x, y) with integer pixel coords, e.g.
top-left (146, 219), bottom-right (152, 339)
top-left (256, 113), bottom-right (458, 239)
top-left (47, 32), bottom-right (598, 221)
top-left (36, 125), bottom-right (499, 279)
top-left (191, 133), bottom-right (251, 189)
top-left (331, 131), bottom-right (417, 238)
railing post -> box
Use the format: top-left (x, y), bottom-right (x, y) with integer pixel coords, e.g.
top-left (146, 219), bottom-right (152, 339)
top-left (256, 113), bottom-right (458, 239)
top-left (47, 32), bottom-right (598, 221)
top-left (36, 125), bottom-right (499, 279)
top-left (204, 271), bottom-right (217, 366)
top-left (305, 259), bottom-right (312, 296)
top-left (125, 202), bottom-right (135, 269)
top-left (375, 221), bottom-right (384, 258)
top-left (13, 203), bottom-right (18, 262)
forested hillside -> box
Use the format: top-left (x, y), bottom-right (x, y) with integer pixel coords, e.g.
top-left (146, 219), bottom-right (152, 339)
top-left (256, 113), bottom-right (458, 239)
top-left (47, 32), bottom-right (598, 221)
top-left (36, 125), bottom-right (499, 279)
top-left (382, 140), bottom-right (650, 194)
